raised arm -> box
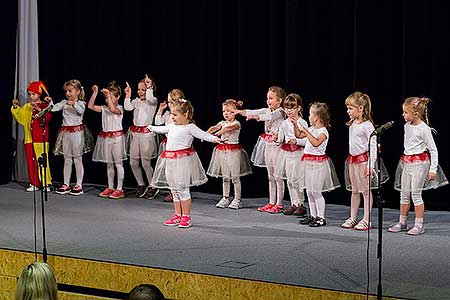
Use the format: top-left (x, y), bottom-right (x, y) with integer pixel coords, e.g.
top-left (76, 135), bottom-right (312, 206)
top-left (123, 81), bottom-right (134, 111)
top-left (88, 85), bottom-right (102, 113)
top-left (103, 88), bottom-right (122, 115)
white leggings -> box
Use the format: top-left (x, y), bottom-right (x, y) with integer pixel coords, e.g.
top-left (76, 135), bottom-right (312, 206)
top-left (64, 156), bottom-right (84, 186)
top-left (107, 162), bottom-right (124, 190)
top-left (170, 188), bottom-right (190, 202)
top-left (267, 166), bottom-right (284, 205)
top-left (223, 177), bottom-right (241, 200)
top-left (306, 191), bottom-right (326, 219)
top-left (130, 158), bottom-right (154, 186)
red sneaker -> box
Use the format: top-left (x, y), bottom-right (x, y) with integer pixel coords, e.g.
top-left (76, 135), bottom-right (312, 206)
top-left (164, 214), bottom-right (182, 226)
top-left (266, 204), bottom-right (283, 214)
top-left (178, 215), bottom-right (192, 228)
top-left (99, 188), bottom-right (114, 198)
top-left (257, 203), bottom-right (275, 212)
top-left (109, 190), bottom-right (125, 199)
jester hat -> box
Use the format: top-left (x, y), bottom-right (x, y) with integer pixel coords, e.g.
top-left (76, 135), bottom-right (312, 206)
top-left (27, 81), bottom-right (49, 96)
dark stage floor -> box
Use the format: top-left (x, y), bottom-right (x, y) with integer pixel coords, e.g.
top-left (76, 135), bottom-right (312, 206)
top-left (1, 182), bottom-right (449, 300)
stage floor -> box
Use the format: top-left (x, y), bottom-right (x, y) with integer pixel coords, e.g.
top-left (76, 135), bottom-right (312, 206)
top-left (1, 182), bottom-right (449, 300)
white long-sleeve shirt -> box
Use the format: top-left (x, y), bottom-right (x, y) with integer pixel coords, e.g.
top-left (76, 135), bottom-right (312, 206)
top-left (348, 121), bottom-right (377, 168)
top-left (154, 110), bottom-right (172, 126)
top-left (278, 118), bottom-right (308, 146)
top-left (303, 127), bottom-right (329, 156)
top-left (51, 100), bottom-right (85, 126)
top-left (148, 123), bottom-right (216, 151)
top-left (216, 120), bottom-right (241, 144)
top-left (244, 107), bottom-right (285, 134)
top-left (124, 88), bottom-right (158, 126)
top-left (101, 105), bottom-right (123, 131)
top-left (403, 121), bottom-right (438, 173)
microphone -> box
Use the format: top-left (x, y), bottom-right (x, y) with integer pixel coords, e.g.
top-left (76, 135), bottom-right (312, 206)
top-left (371, 121), bottom-right (394, 136)
top-left (32, 104), bottom-right (54, 120)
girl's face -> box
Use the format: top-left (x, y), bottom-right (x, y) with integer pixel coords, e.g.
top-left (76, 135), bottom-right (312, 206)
top-left (346, 104), bottom-right (363, 121)
top-left (171, 109), bottom-right (189, 125)
top-left (167, 95), bottom-right (176, 110)
top-left (65, 86), bottom-right (80, 102)
top-left (222, 104), bottom-right (235, 122)
top-left (266, 90), bottom-right (282, 110)
top-left (28, 91), bottom-right (40, 103)
top-left (137, 82), bottom-right (147, 100)
top-left (308, 107), bottom-right (319, 126)
top-left (402, 104), bottom-right (418, 123)
top-left (284, 106), bottom-right (300, 119)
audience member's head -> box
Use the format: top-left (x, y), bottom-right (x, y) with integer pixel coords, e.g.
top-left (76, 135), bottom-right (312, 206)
top-left (15, 262), bottom-right (58, 300)
top-left (128, 284), bottom-right (165, 300)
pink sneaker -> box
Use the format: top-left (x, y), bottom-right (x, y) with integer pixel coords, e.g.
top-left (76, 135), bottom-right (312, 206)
top-left (257, 203), bottom-right (274, 212)
top-left (164, 214), bottom-right (182, 226)
top-left (178, 215), bottom-right (192, 228)
top-left (99, 188), bottom-right (114, 198)
top-left (266, 204), bottom-right (283, 214)
top-left (109, 190), bottom-right (125, 199)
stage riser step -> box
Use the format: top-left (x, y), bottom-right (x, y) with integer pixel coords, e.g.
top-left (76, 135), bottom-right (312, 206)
top-left (0, 249), bottom-right (400, 300)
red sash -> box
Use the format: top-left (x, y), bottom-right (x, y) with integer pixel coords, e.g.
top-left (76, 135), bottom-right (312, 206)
top-left (301, 153), bottom-right (329, 162)
top-left (98, 130), bottom-right (124, 138)
top-left (346, 151), bottom-right (369, 164)
top-left (59, 124), bottom-right (85, 133)
top-left (260, 133), bottom-right (275, 142)
top-left (130, 125), bottom-right (150, 133)
top-left (215, 144), bottom-right (243, 151)
top-left (401, 152), bottom-right (430, 163)
top-left (161, 148), bottom-right (195, 159)
top-left (280, 143), bottom-right (303, 152)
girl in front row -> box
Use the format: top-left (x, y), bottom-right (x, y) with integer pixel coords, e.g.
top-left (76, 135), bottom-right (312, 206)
top-left (148, 100), bottom-right (222, 228)
top-left (52, 79), bottom-right (94, 196)
top-left (236, 86), bottom-right (286, 213)
top-left (389, 97), bottom-right (447, 235)
top-left (89, 82), bottom-right (127, 199)
top-left (207, 99), bottom-right (252, 209)
top-left (341, 92), bottom-right (389, 230)
top-left (293, 102), bottom-right (340, 227)
top-left (154, 88), bottom-right (185, 202)
top-left (274, 93), bottom-right (308, 216)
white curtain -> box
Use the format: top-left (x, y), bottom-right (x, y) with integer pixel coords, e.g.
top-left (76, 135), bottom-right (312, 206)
top-left (13, 0), bottom-right (39, 181)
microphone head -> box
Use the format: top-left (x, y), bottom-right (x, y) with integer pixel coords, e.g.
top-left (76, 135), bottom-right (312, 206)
top-left (385, 121), bottom-right (394, 129)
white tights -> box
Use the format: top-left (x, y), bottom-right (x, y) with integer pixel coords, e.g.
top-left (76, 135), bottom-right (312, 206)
top-left (306, 191), bottom-right (326, 218)
top-left (267, 166), bottom-right (284, 205)
top-left (64, 156), bottom-right (84, 186)
top-left (130, 158), bottom-right (153, 186)
top-left (222, 177), bottom-right (241, 200)
top-left (107, 162), bottom-right (124, 190)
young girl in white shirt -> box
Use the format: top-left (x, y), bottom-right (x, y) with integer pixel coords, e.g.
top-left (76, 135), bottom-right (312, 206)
top-left (89, 82), bottom-right (127, 199)
top-left (207, 99), bottom-right (252, 209)
top-left (148, 99), bottom-right (222, 228)
top-left (274, 93), bottom-right (308, 216)
top-left (124, 75), bottom-right (159, 199)
top-left (236, 86), bottom-right (286, 213)
top-left (389, 97), bottom-right (448, 235)
top-left (293, 102), bottom-right (340, 227)
top-left (52, 79), bottom-right (94, 196)
top-left (341, 92), bottom-right (389, 230)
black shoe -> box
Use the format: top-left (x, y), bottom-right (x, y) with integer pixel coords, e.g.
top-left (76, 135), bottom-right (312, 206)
top-left (299, 215), bottom-right (315, 225)
top-left (136, 185), bottom-right (148, 198)
top-left (293, 205), bottom-right (307, 216)
top-left (309, 217), bottom-right (327, 227)
top-left (144, 188), bottom-right (159, 200)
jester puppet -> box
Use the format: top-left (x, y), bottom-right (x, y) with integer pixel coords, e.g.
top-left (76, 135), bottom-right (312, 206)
top-left (11, 81), bottom-right (53, 191)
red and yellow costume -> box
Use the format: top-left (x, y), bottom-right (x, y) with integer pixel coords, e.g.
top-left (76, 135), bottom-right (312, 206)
top-left (11, 81), bottom-right (52, 187)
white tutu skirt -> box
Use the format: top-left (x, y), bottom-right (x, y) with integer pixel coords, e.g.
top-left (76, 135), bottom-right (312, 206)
top-left (207, 144), bottom-right (252, 178)
top-left (157, 137), bottom-right (167, 155)
top-left (126, 126), bottom-right (158, 159)
top-left (274, 144), bottom-right (303, 183)
top-left (53, 124), bottom-right (94, 157)
top-left (92, 131), bottom-right (127, 163)
top-left (294, 154), bottom-right (341, 192)
top-left (151, 148), bottom-right (208, 189)
top-left (344, 152), bottom-right (390, 192)
top-left (394, 153), bottom-right (448, 192)
top-left (251, 133), bottom-right (280, 168)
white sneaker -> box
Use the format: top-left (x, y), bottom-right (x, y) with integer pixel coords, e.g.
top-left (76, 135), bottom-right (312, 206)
top-left (216, 197), bottom-right (230, 208)
top-left (407, 224), bottom-right (424, 235)
top-left (26, 185), bottom-right (38, 192)
top-left (228, 198), bottom-right (242, 209)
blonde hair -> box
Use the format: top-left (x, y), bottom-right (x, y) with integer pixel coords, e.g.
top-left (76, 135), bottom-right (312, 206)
top-left (63, 79), bottom-right (85, 101)
top-left (283, 93), bottom-right (303, 117)
top-left (168, 89), bottom-right (185, 103)
top-left (15, 262), bottom-right (58, 300)
top-left (106, 81), bottom-right (121, 97)
top-left (403, 97), bottom-right (432, 125)
top-left (173, 99), bottom-right (194, 123)
top-left (345, 91), bottom-right (373, 126)
top-left (310, 102), bottom-right (331, 128)
top-left (268, 86), bottom-right (286, 105)
top-left (222, 98), bottom-right (243, 110)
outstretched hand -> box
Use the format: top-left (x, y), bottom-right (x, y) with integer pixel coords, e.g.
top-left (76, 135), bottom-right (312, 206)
top-left (124, 81), bottom-right (132, 98)
top-left (144, 74), bottom-right (153, 89)
top-left (429, 172), bottom-right (437, 181)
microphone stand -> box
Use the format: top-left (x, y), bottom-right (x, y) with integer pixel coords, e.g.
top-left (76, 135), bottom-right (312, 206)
top-left (37, 110), bottom-right (50, 263)
top-left (374, 133), bottom-right (384, 300)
